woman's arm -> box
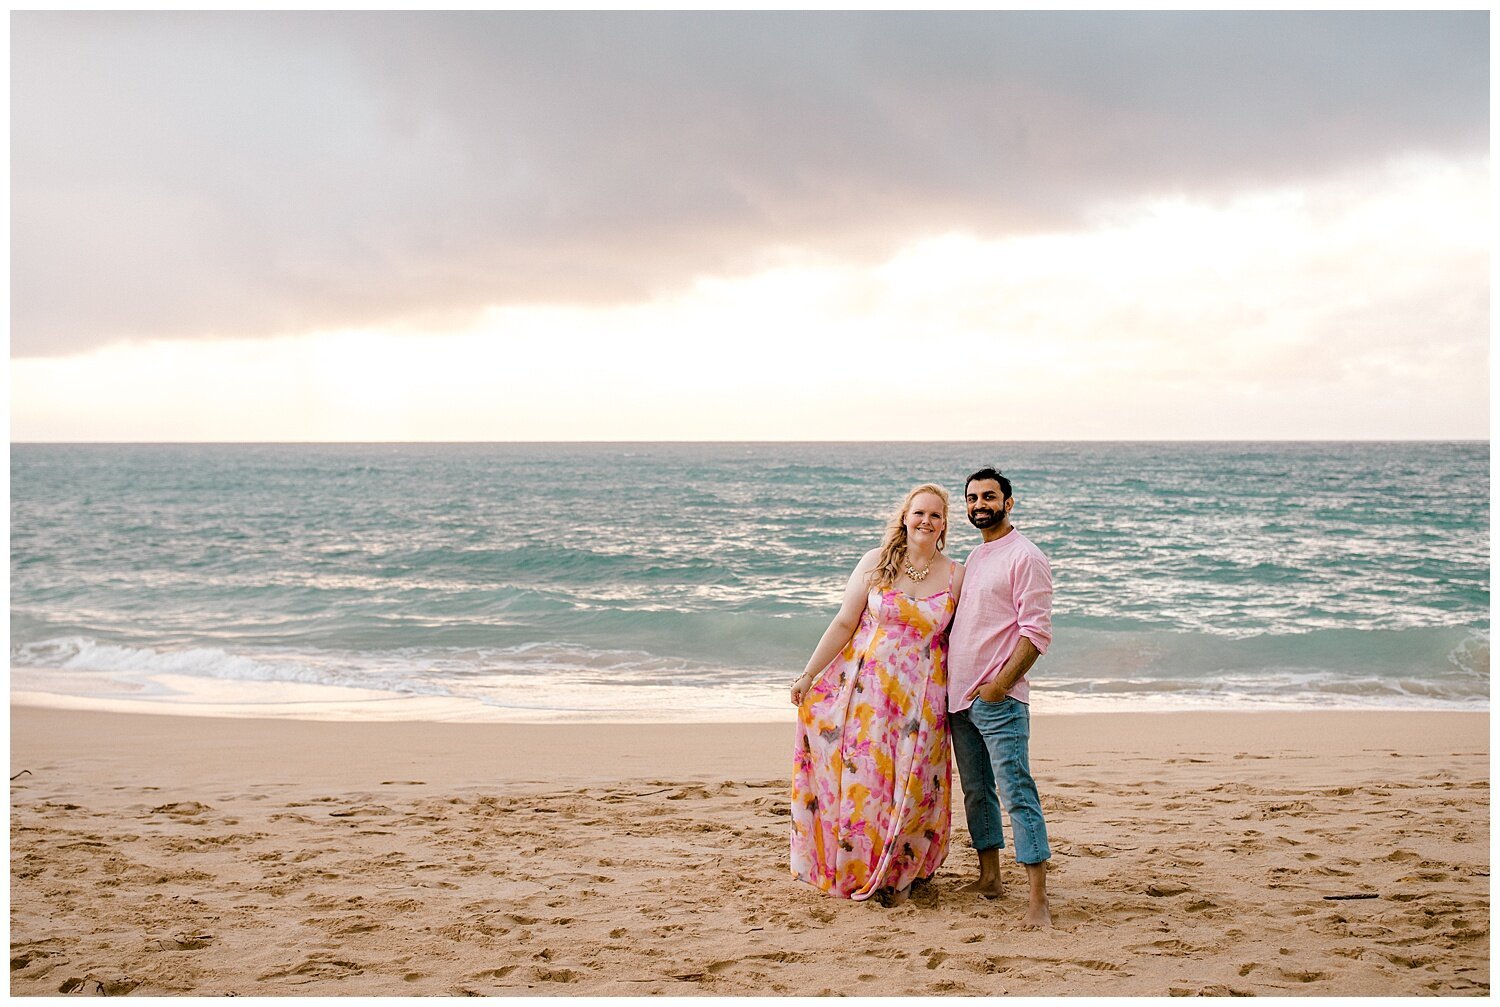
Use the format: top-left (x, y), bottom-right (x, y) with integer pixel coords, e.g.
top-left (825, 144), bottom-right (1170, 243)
top-left (939, 558), bottom-right (965, 652)
top-left (790, 549), bottom-right (878, 705)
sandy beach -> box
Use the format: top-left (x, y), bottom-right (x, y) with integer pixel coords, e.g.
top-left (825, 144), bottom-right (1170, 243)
top-left (9, 704), bottom-right (1489, 996)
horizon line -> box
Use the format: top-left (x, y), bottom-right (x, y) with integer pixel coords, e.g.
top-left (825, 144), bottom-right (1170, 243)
top-left (10, 438), bottom-right (1491, 446)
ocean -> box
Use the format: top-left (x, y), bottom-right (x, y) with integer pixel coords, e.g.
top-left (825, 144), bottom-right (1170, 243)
top-left (9, 442), bottom-right (1489, 721)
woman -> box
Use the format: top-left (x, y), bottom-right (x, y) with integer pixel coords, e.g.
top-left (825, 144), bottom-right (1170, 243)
top-left (789, 483), bottom-right (963, 905)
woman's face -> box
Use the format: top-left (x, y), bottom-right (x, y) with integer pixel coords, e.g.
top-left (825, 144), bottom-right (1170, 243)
top-left (904, 492), bottom-right (947, 548)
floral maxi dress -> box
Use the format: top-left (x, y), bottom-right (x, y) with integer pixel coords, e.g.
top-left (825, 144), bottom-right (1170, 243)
top-left (790, 582), bottom-right (954, 899)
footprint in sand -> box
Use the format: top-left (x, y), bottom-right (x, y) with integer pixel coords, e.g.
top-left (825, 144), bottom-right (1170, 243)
top-left (1145, 882), bottom-right (1190, 897)
top-left (328, 805), bottom-right (393, 818)
top-left (267, 810), bottom-right (319, 825)
top-left (147, 933), bottom-right (215, 951)
top-left (55, 839), bottom-right (109, 852)
top-left (1071, 959), bottom-right (1127, 974)
top-left (258, 957), bottom-right (364, 983)
top-left (533, 967), bottom-right (582, 983)
top-left (1070, 843), bottom-right (1120, 858)
top-left (59, 975), bottom-right (140, 995)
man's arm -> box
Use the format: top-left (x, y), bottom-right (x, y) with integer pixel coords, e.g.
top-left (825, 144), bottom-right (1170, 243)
top-left (967, 635), bottom-right (1041, 703)
top-left (962, 550), bottom-right (1052, 703)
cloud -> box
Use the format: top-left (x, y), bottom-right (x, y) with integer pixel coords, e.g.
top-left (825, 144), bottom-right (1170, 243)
top-left (12, 156), bottom-right (1486, 441)
top-left (11, 11), bottom-right (1489, 356)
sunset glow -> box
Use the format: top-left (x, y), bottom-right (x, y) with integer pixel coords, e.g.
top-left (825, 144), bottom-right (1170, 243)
top-left (13, 156), bottom-right (1486, 441)
top-left (10, 12), bottom-right (1488, 441)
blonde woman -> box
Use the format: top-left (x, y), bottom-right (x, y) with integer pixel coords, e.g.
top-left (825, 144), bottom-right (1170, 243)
top-left (789, 484), bottom-right (963, 905)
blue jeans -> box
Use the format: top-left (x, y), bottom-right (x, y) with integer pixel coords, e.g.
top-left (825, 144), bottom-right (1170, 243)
top-left (949, 697), bottom-right (1051, 865)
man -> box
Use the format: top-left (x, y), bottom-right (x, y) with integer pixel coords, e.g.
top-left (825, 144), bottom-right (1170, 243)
top-left (947, 466), bottom-right (1053, 927)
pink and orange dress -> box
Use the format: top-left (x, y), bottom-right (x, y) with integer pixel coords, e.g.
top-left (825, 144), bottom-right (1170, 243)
top-left (790, 569), bottom-right (954, 899)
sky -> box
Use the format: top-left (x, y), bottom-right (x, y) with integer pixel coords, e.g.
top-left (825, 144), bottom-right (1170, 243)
top-left (9, 11), bottom-right (1490, 441)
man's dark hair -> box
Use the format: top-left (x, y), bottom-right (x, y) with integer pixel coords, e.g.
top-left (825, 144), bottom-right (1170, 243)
top-left (965, 466), bottom-right (1012, 500)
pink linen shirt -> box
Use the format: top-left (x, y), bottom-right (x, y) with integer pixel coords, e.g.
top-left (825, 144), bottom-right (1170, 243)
top-left (947, 528), bottom-right (1053, 713)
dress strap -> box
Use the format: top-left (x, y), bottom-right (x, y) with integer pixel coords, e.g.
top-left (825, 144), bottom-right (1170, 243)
top-left (946, 556), bottom-right (956, 592)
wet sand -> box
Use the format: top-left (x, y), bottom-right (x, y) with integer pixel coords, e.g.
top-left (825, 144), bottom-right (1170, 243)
top-left (9, 705), bottom-right (1489, 996)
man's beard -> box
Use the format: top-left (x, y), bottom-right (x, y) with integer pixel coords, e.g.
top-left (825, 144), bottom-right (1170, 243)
top-left (968, 505), bottom-right (1005, 529)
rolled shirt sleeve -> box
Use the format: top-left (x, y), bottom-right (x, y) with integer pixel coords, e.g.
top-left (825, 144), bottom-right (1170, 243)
top-left (1013, 551), bottom-right (1053, 656)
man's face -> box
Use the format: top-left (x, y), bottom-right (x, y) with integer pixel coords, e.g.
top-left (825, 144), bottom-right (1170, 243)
top-left (965, 479), bottom-right (1011, 529)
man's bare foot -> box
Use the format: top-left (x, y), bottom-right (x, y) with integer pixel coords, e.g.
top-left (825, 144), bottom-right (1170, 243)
top-left (1019, 861), bottom-right (1050, 925)
top-left (959, 875), bottom-right (1004, 899)
top-left (1021, 898), bottom-right (1052, 928)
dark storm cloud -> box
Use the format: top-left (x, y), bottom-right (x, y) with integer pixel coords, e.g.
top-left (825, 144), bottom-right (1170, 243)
top-left (11, 11), bottom-right (1488, 355)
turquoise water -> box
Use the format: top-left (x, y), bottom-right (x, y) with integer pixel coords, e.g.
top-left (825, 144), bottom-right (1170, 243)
top-left (9, 442), bottom-right (1489, 717)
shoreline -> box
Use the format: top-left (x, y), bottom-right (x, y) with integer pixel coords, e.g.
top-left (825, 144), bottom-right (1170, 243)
top-left (11, 666), bottom-right (1487, 725)
top-left (9, 706), bottom-right (1488, 995)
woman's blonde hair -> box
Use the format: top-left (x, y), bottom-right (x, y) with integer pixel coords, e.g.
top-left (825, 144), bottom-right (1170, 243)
top-left (869, 483), bottom-right (950, 589)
